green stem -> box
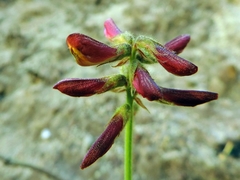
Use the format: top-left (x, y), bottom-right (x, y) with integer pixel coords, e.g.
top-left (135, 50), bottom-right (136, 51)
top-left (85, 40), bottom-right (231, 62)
top-left (124, 87), bottom-right (134, 180)
top-left (124, 48), bottom-right (136, 180)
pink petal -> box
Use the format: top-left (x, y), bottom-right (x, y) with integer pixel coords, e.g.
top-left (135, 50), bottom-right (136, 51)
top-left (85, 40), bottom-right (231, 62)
top-left (104, 18), bottom-right (122, 40)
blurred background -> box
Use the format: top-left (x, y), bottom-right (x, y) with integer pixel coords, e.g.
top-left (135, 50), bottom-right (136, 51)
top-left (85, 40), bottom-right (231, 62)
top-left (0, 0), bottom-right (240, 179)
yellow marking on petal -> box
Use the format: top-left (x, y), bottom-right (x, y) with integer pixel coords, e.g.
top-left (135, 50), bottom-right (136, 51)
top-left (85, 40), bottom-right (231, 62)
top-left (70, 47), bottom-right (95, 66)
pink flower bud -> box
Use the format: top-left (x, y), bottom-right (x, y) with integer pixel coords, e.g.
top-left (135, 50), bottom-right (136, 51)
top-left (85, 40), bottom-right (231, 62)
top-left (104, 18), bottom-right (122, 40)
top-left (53, 75), bottom-right (126, 97)
top-left (164, 34), bottom-right (190, 54)
top-left (66, 33), bottom-right (129, 66)
top-left (133, 65), bottom-right (218, 106)
top-left (81, 104), bottom-right (130, 169)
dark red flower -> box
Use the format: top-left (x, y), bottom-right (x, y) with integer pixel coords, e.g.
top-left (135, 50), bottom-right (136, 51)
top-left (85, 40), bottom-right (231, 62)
top-left (133, 65), bottom-right (218, 106)
top-left (66, 33), bottom-right (130, 66)
top-left (154, 44), bottom-right (198, 76)
top-left (135, 37), bottom-right (197, 76)
top-left (53, 74), bottom-right (126, 97)
top-left (81, 104), bottom-right (130, 169)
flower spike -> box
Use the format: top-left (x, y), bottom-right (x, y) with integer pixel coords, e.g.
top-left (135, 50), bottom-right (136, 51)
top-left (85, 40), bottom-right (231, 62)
top-left (66, 33), bottom-right (130, 66)
top-left (54, 18), bottom-right (218, 171)
top-left (133, 65), bottom-right (218, 106)
top-left (164, 34), bottom-right (190, 54)
top-left (81, 104), bottom-right (130, 169)
top-left (53, 74), bottom-right (126, 97)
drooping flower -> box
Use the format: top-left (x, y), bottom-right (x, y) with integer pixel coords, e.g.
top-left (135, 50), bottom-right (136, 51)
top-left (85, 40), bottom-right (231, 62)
top-left (53, 74), bottom-right (126, 97)
top-left (154, 44), bottom-right (198, 76)
top-left (81, 104), bottom-right (130, 169)
top-left (135, 36), bottom-right (198, 76)
top-left (133, 64), bottom-right (218, 106)
top-left (66, 33), bottom-right (130, 66)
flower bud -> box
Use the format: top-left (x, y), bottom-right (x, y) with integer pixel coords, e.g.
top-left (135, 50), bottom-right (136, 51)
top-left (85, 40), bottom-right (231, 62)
top-left (104, 18), bottom-right (122, 40)
top-left (66, 33), bottom-right (130, 66)
top-left (133, 65), bottom-right (218, 106)
top-left (81, 104), bottom-right (130, 169)
top-left (53, 74), bottom-right (126, 97)
top-left (164, 34), bottom-right (190, 54)
top-left (104, 18), bottom-right (133, 45)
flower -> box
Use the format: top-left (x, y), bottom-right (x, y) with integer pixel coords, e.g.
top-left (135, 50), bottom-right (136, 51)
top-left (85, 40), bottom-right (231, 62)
top-left (53, 74), bottom-right (126, 97)
top-left (66, 33), bottom-right (130, 66)
top-left (133, 65), bottom-right (218, 106)
top-left (135, 36), bottom-right (198, 76)
top-left (154, 44), bottom-right (198, 76)
top-left (81, 104), bottom-right (130, 169)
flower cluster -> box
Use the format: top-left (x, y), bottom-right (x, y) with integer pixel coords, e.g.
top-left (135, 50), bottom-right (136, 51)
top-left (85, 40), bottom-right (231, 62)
top-left (53, 18), bottom-right (218, 169)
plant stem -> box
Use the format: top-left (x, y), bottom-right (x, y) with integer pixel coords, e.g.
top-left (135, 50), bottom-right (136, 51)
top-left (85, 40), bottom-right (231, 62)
top-left (124, 86), bottom-right (134, 180)
top-left (124, 47), bottom-right (136, 180)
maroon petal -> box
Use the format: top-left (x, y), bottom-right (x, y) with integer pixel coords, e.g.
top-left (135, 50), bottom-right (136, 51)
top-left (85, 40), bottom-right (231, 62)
top-left (81, 104), bottom-right (130, 169)
top-left (132, 65), bottom-right (161, 101)
top-left (53, 75), bottom-right (127, 97)
top-left (160, 88), bottom-right (218, 107)
top-left (53, 78), bottom-right (106, 97)
top-left (66, 33), bottom-right (128, 66)
top-left (164, 34), bottom-right (190, 54)
top-left (133, 65), bottom-right (218, 106)
top-left (155, 45), bottom-right (198, 76)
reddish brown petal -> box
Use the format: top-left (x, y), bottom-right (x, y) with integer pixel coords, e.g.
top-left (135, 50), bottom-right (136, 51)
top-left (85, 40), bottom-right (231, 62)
top-left (80, 114), bottom-right (123, 169)
top-left (164, 34), bottom-right (190, 54)
top-left (160, 88), bottom-right (218, 106)
top-left (53, 78), bottom-right (106, 97)
top-left (133, 65), bottom-right (218, 106)
top-left (67, 33), bottom-right (122, 66)
top-left (80, 104), bottom-right (130, 169)
top-left (133, 65), bottom-right (162, 101)
top-left (155, 45), bottom-right (198, 76)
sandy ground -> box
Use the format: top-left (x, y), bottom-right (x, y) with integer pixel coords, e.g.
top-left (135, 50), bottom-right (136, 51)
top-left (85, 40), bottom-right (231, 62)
top-left (1, 0), bottom-right (240, 179)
